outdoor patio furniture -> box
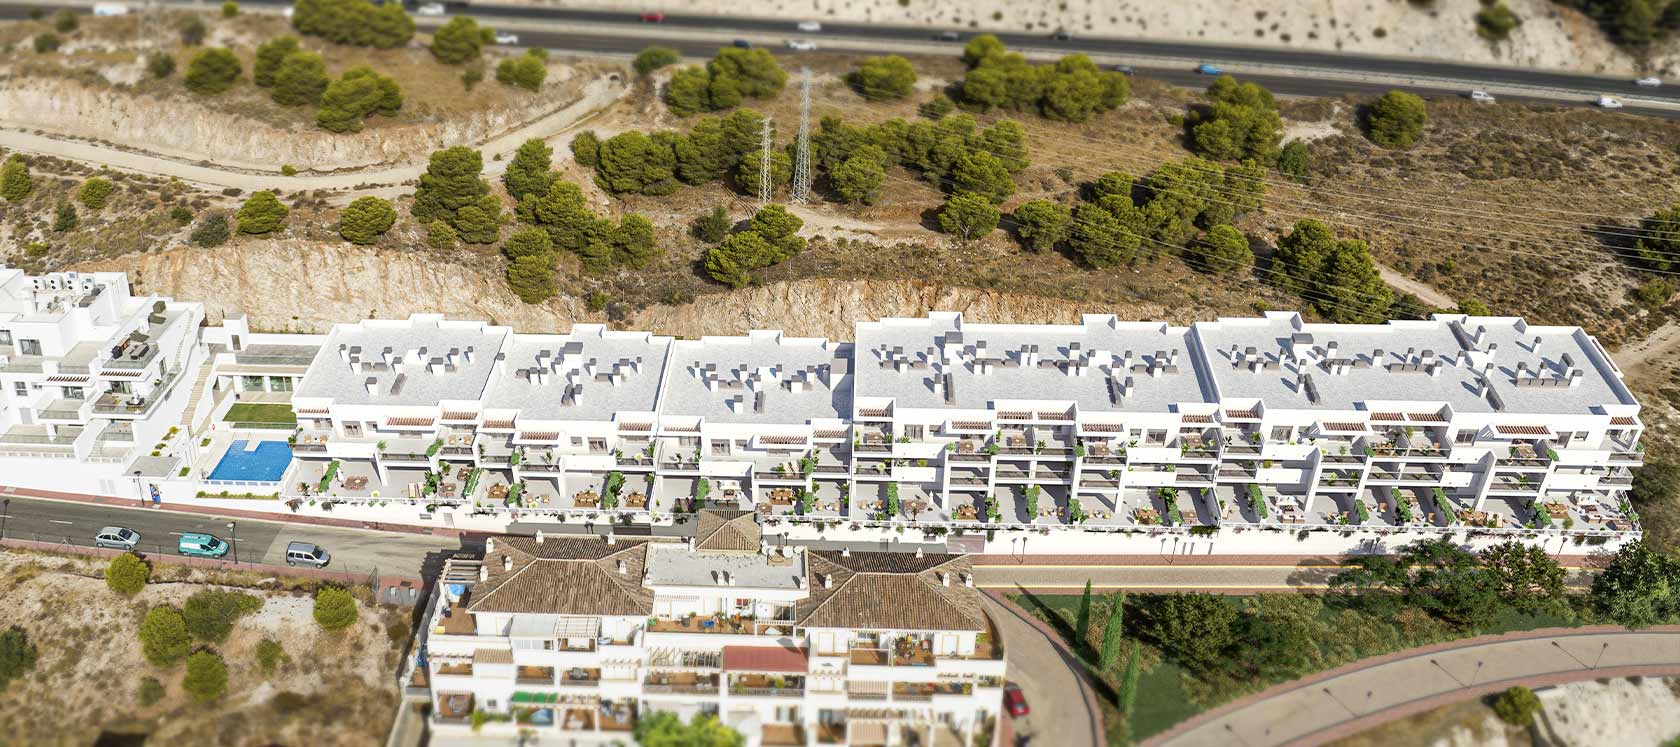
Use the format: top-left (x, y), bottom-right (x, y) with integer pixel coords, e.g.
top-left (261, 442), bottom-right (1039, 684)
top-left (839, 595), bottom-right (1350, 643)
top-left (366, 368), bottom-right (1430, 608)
top-left (574, 491), bottom-right (599, 508)
top-left (441, 483), bottom-right (458, 498)
top-left (1544, 502), bottom-right (1569, 519)
top-left (489, 484), bottom-right (508, 500)
top-left (625, 492), bottom-right (648, 509)
top-left (757, 503), bottom-right (772, 514)
top-left (457, 467), bottom-right (471, 481)
top-left (344, 476), bottom-right (368, 490)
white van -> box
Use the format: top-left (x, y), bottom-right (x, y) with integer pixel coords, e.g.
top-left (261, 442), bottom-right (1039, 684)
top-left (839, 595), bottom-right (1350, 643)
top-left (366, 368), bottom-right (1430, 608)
top-left (93, 3), bottom-right (130, 16)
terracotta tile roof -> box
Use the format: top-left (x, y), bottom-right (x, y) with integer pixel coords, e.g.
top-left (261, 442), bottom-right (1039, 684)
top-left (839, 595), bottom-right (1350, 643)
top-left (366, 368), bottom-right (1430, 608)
top-left (442, 411), bottom-right (478, 420)
top-left (798, 553), bottom-right (985, 632)
top-left (996, 411), bottom-right (1033, 420)
top-left (949, 421), bottom-right (991, 430)
top-left (483, 420), bottom-right (515, 429)
top-left (1222, 408), bottom-right (1259, 419)
top-left (297, 408), bottom-right (330, 415)
top-left (1370, 412), bottom-right (1404, 421)
top-left (1496, 425), bottom-right (1551, 436)
top-left (1322, 422), bottom-right (1369, 432)
top-left (1082, 423), bottom-right (1125, 432)
top-left (1406, 412), bottom-right (1446, 423)
top-left (694, 509), bottom-right (761, 552)
top-left (722, 644), bottom-right (809, 673)
top-left (517, 432), bottom-right (559, 441)
top-left (760, 435), bottom-right (807, 445)
top-left (814, 429), bottom-right (848, 439)
top-left (474, 648), bottom-right (513, 665)
top-left (618, 422), bottom-right (653, 431)
top-left (386, 417), bottom-right (435, 426)
top-left (466, 537), bottom-right (652, 617)
top-left (1611, 416), bottom-right (1638, 426)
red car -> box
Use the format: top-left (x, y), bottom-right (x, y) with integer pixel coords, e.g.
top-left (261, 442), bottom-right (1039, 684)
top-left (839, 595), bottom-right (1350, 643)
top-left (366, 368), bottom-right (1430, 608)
top-left (640, 11), bottom-right (665, 22)
top-left (1003, 683), bottom-right (1029, 718)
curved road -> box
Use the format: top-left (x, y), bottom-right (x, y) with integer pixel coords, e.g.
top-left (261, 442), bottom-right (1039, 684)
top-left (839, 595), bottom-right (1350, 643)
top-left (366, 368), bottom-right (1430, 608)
top-left (982, 594), bottom-right (1103, 747)
top-left (1147, 626), bottom-right (1680, 747)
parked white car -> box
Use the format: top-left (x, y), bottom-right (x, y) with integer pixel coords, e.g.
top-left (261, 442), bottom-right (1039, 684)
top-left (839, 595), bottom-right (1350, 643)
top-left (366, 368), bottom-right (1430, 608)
top-left (1597, 95), bottom-right (1624, 108)
top-left (92, 3), bottom-right (130, 16)
top-left (494, 33), bottom-right (519, 45)
top-left (786, 39), bottom-right (818, 51)
top-left (797, 20), bottom-right (822, 32)
top-left (282, 5), bottom-right (293, 17)
top-left (1468, 90), bottom-right (1496, 103)
top-left (1636, 76), bottom-right (1663, 87)
top-left (416, 3), bottom-right (446, 16)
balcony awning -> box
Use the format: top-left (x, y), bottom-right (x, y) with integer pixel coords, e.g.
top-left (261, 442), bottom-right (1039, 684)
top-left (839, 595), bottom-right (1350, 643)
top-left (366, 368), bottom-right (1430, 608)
top-left (722, 644), bottom-right (808, 673)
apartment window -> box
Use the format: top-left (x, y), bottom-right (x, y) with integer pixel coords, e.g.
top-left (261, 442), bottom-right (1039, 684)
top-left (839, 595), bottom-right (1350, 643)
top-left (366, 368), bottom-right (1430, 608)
top-left (0, 330), bottom-right (10, 346)
top-left (343, 422), bottom-right (363, 437)
top-left (269, 377), bottom-right (294, 392)
top-left (1270, 426), bottom-right (1292, 442)
top-left (12, 382), bottom-right (25, 397)
top-left (1454, 431), bottom-right (1476, 445)
top-left (572, 437), bottom-right (585, 447)
top-left (679, 437), bottom-right (699, 448)
top-left (240, 375), bottom-right (266, 391)
top-left (588, 438), bottom-right (607, 453)
top-left (18, 339), bottom-right (41, 356)
top-left (1146, 429), bottom-right (1167, 445)
top-left (62, 387), bottom-right (84, 400)
top-left (903, 425), bottom-right (924, 441)
top-left (711, 440), bottom-right (730, 456)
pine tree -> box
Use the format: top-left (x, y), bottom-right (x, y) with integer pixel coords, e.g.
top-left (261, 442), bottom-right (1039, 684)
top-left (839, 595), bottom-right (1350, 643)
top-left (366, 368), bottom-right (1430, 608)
top-left (502, 138), bottom-right (554, 201)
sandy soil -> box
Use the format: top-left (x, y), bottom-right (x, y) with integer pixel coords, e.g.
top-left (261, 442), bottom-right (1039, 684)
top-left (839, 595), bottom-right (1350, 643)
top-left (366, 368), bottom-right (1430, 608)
top-left (1332, 676), bottom-right (1680, 747)
top-left (0, 550), bottom-right (403, 747)
top-left (543, 0), bottom-right (1680, 76)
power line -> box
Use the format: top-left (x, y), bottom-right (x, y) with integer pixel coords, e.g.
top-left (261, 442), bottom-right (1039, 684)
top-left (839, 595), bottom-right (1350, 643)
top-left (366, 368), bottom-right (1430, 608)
top-left (791, 68), bottom-right (813, 204)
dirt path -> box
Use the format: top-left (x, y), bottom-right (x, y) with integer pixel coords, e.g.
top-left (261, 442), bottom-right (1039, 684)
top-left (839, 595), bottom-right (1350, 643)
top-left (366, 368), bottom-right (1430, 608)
top-left (1376, 262), bottom-right (1456, 309)
top-left (1613, 319), bottom-right (1680, 384)
top-left (0, 76), bottom-right (626, 199)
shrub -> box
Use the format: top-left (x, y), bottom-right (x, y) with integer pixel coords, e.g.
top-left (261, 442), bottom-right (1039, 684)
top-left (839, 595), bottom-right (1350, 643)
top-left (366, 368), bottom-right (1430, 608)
top-left (139, 607), bottom-right (192, 665)
top-left (429, 16), bottom-right (492, 64)
top-left (1366, 90), bottom-right (1427, 148)
top-left (1190, 75), bottom-right (1281, 162)
top-left (1277, 139), bottom-right (1311, 180)
top-left (53, 8), bottom-right (78, 33)
top-left (291, 0), bottom-right (415, 49)
top-left (957, 37), bottom-right (1127, 122)
top-left (496, 52), bottom-right (547, 92)
top-left (147, 52), bottom-right (176, 78)
top-left (32, 33), bottom-right (59, 54)
top-left (570, 130), bottom-right (600, 167)
top-left (0, 156), bottom-right (31, 202)
top-left (169, 205), bottom-right (194, 224)
top-left (338, 195), bottom-right (396, 244)
top-left (662, 47), bottom-right (786, 115)
top-left (1458, 298), bottom-right (1492, 316)
top-left (236, 191), bottom-right (289, 234)
top-left (694, 205), bottom-right (731, 243)
top-left (77, 177), bottom-right (115, 210)
top-left (0, 626), bottom-right (39, 692)
top-left (271, 50), bottom-right (330, 106)
top-left (427, 220), bottom-right (458, 249)
top-left (105, 553), bottom-right (151, 595)
top-left (829, 147), bottom-right (888, 206)
top-left (182, 650), bottom-right (228, 703)
top-left (184, 48), bottom-right (242, 95)
top-left (633, 46), bottom-right (679, 76)
top-left (412, 146), bottom-right (489, 225)
top-left (850, 55), bottom-right (917, 100)
top-left (1191, 224), bottom-right (1254, 275)
top-left (506, 254), bottom-right (556, 303)
top-left (179, 16), bottom-right (207, 46)
top-left (313, 586), bottom-right (360, 630)
top-left (1011, 199), bottom-right (1072, 252)
top-left (281, 164), bottom-right (298, 176)
top-left (502, 138), bottom-right (554, 200)
top-left (190, 214), bottom-right (231, 247)
top-left (1476, 3), bottom-right (1521, 41)
top-left (938, 191), bottom-right (1001, 242)
top-left (137, 677), bottom-right (165, 706)
top-left (461, 65), bottom-right (483, 90)
top-left (222, 1), bottom-right (239, 17)
top-left (1633, 278), bottom-right (1676, 310)
top-left (253, 35), bottom-right (300, 88)
top-left (53, 202), bottom-right (78, 232)
top-left (182, 589), bottom-right (263, 642)
top-left (1492, 685), bottom-right (1541, 726)
top-left (316, 67), bottom-right (403, 133)
top-left (255, 638), bottom-right (287, 674)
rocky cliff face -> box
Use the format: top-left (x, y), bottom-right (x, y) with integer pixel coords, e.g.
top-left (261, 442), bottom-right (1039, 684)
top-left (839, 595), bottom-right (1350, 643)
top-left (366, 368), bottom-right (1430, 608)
top-left (0, 73), bottom-right (587, 172)
top-left (79, 242), bottom-right (1180, 339)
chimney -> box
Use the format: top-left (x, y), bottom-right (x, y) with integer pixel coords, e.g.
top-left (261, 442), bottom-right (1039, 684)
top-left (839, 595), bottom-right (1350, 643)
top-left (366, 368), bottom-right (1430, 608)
top-left (1325, 341), bottom-right (1339, 358)
top-left (447, 347), bottom-right (460, 367)
top-left (963, 573), bottom-right (973, 588)
top-left (914, 547), bottom-right (924, 559)
top-left (464, 346), bottom-right (475, 364)
top-left (535, 530), bottom-right (544, 544)
top-left (486, 537), bottom-right (495, 554)
top-left (478, 565), bottom-right (487, 582)
top-left (606, 533), bottom-right (616, 545)
top-left (686, 536), bottom-right (696, 550)
top-left (841, 546), bottom-right (851, 557)
top-left (1532, 335), bottom-right (1543, 353)
top-left (822, 573), bottom-right (833, 589)
top-left (724, 571), bottom-right (735, 586)
top-left (502, 555), bottom-right (511, 572)
top-left (794, 575), bottom-right (806, 589)
top-left (337, 344), bottom-right (349, 363)
top-left (939, 571), bottom-right (949, 587)
top-left (617, 559), bottom-right (627, 574)
top-left (364, 376), bottom-right (379, 395)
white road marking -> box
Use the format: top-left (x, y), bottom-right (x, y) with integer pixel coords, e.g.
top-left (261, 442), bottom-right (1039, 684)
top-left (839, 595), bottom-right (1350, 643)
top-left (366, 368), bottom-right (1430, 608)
top-left (48, 519), bottom-right (73, 525)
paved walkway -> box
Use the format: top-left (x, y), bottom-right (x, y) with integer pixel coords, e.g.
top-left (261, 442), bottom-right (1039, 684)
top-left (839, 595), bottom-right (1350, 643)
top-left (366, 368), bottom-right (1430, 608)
top-left (1147, 626), bottom-right (1680, 747)
top-left (983, 592), bottom-right (1105, 747)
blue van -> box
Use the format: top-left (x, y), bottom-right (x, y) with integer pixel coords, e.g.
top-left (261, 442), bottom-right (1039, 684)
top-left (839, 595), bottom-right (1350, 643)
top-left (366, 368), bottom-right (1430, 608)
top-left (178, 533), bottom-right (229, 558)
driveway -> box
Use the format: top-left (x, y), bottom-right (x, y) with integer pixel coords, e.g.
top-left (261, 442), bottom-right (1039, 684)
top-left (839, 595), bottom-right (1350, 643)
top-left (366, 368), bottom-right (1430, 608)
top-left (1147, 626), bottom-right (1680, 747)
top-left (982, 594), bottom-right (1102, 747)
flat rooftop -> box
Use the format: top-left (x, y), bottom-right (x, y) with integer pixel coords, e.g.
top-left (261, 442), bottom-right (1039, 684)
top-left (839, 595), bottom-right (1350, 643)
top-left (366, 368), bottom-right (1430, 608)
top-left (853, 313), bottom-right (1210, 413)
top-left (659, 333), bottom-right (853, 424)
top-left (482, 325), bottom-right (672, 421)
top-left (295, 317), bottom-right (508, 406)
top-left (644, 543), bottom-right (807, 590)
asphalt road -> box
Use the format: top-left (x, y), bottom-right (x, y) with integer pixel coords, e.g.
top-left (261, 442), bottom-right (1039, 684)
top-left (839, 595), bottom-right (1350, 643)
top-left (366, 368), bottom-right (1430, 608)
top-left (975, 562), bottom-right (1597, 593)
top-left (982, 595), bottom-right (1101, 747)
top-left (3, 1), bottom-right (1676, 118)
top-left (0, 494), bottom-right (462, 576)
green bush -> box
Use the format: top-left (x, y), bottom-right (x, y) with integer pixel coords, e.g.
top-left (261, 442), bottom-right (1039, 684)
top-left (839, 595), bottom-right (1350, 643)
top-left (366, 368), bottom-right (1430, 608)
top-left (1633, 278), bottom-right (1676, 310)
top-left (1191, 224), bottom-right (1254, 275)
top-left (53, 8), bottom-right (77, 33)
top-left (429, 16), bottom-right (492, 64)
top-left (1492, 685), bottom-right (1541, 726)
top-left (291, 0), bottom-right (414, 49)
top-left (1276, 139), bottom-right (1311, 180)
top-left (1012, 199), bottom-right (1072, 252)
top-left (850, 55), bottom-right (917, 100)
top-left (105, 553), bottom-right (151, 595)
top-left (179, 15), bottom-right (207, 46)
top-left (147, 52), bottom-right (177, 79)
top-left (253, 35), bottom-right (300, 88)
top-left (182, 589), bottom-right (263, 642)
top-left (1476, 3), bottom-right (1521, 41)
top-left (169, 205), bottom-right (194, 224)
top-left (829, 148), bottom-right (887, 206)
top-left (78, 176), bottom-right (115, 209)
top-left (570, 130), bottom-right (600, 167)
top-left (313, 587), bottom-right (360, 631)
top-left (506, 254), bottom-right (556, 303)
top-left (957, 37), bottom-right (1127, 122)
top-left (338, 195), bottom-right (396, 244)
top-left (236, 190), bottom-right (289, 234)
top-left (139, 607), bottom-right (192, 666)
top-left (662, 47), bottom-right (786, 115)
top-left (496, 52), bottom-right (547, 92)
top-left (427, 219), bottom-right (458, 249)
top-left (502, 138), bottom-right (554, 200)
top-left (316, 67), bottom-right (403, 133)
top-left (222, 1), bottom-right (239, 18)
top-left (137, 676), bottom-right (165, 706)
top-left (938, 191), bottom-right (1001, 242)
top-left (1190, 75), bottom-right (1281, 162)
top-left (1366, 90), bottom-right (1427, 148)
top-left (412, 146), bottom-right (489, 225)
top-left (1458, 298), bottom-right (1492, 316)
top-left (190, 214), bottom-right (231, 247)
top-left (53, 202), bottom-right (78, 232)
top-left (0, 156), bottom-right (31, 202)
top-left (185, 48), bottom-right (242, 95)
top-left (694, 205), bottom-right (731, 243)
top-left (32, 33), bottom-right (59, 54)
top-left (633, 46), bottom-right (679, 76)
top-left (255, 638), bottom-right (287, 674)
top-left (0, 626), bottom-right (39, 692)
top-left (271, 50), bottom-right (330, 106)
top-left (182, 650), bottom-right (228, 703)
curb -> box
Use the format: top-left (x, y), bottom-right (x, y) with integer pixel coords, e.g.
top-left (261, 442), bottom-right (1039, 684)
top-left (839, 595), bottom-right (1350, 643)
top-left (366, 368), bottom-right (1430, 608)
top-left (0, 535), bottom-right (424, 588)
top-left (0, 484), bottom-right (466, 538)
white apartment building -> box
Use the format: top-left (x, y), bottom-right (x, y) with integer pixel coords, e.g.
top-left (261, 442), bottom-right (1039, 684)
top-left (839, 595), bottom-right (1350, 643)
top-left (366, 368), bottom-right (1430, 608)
top-left (0, 268), bottom-right (205, 490)
top-left (416, 512), bottom-right (1005, 747)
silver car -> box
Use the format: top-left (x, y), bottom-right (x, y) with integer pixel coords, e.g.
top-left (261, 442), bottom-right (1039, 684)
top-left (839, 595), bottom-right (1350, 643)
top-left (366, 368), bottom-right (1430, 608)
top-left (95, 526), bottom-right (140, 550)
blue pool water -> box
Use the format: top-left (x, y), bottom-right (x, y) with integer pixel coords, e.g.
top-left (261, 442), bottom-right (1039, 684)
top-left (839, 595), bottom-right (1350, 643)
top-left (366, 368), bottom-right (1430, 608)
top-left (208, 440), bottom-right (294, 482)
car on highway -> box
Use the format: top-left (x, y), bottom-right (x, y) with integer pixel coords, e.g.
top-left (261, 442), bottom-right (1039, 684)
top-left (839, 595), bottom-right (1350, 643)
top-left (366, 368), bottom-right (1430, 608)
top-left (1051, 30), bottom-right (1073, 41)
top-left (93, 3), bottom-right (130, 16)
top-left (639, 11), bottom-right (665, 23)
top-left (286, 541), bottom-right (331, 568)
top-left (786, 39), bottom-right (818, 51)
top-left (1468, 90), bottom-right (1496, 103)
top-left (1111, 63), bottom-right (1136, 75)
top-left (797, 20), bottom-right (822, 33)
top-left (493, 33), bottom-right (519, 45)
top-left (178, 533), bottom-right (229, 559)
top-left (1196, 63), bottom-right (1223, 75)
top-left (1003, 683), bottom-right (1030, 718)
top-left (282, 5), bottom-right (293, 17)
top-left (732, 39), bottom-right (753, 49)
top-left (415, 2), bottom-right (445, 15)
top-left (95, 526), bottom-right (140, 550)
top-left (936, 30), bottom-right (961, 42)
top-left (1636, 76), bottom-right (1663, 87)
top-left (1597, 95), bottom-right (1625, 108)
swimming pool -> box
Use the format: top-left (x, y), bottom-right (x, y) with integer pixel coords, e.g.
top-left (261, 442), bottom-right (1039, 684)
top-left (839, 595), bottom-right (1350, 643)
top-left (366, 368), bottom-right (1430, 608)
top-left (208, 440), bottom-right (294, 483)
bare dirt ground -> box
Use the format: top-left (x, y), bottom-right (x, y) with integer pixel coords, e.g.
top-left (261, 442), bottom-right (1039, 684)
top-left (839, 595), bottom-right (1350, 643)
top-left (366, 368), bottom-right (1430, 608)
top-left (0, 549), bottom-right (405, 747)
top-left (1327, 676), bottom-right (1680, 747)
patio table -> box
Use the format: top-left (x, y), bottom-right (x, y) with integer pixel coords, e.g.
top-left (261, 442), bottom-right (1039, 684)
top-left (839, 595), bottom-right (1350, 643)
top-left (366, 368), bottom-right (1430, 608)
top-left (345, 476), bottom-right (368, 490)
top-left (955, 505), bottom-right (978, 520)
top-left (574, 491), bottom-right (599, 508)
top-left (1544, 502), bottom-right (1569, 519)
top-left (440, 483), bottom-right (458, 498)
top-left (625, 492), bottom-right (648, 509)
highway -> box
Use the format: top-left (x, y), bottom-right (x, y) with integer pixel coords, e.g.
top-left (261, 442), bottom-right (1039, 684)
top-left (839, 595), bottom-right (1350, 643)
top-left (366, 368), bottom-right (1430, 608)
top-left (3, 0), bottom-right (1678, 117)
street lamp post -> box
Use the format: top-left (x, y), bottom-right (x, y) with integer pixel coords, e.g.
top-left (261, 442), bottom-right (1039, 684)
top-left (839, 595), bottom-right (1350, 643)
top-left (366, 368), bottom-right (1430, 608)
top-left (226, 521), bottom-right (237, 564)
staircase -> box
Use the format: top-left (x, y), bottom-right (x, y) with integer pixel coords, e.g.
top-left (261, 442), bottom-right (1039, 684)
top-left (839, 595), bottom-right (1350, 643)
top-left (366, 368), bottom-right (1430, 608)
top-left (178, 360), bottom-right (214, 430)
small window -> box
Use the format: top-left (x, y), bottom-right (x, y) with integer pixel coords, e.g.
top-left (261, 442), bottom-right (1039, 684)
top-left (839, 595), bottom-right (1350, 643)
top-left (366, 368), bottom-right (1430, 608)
top-left (1270, 426), bottom-right (1292, 442)
top-left (1454, 431), bottom-right (1475, 445)
top-left (12, 382), bottom-right (25, 397)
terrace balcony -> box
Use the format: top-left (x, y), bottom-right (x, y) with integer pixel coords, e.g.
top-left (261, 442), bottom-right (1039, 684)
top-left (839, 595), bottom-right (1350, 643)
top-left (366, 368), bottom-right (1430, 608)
top-left (517, 665), bottom-right (557, 686)
top-left (762, 724), bottom-right (807, 746)
top-left (642, 672), bottom-right (719, 696)
top-left (36, 398), bottom-right (92, 422)
top-left (730, 674), bottom-right (805, 698)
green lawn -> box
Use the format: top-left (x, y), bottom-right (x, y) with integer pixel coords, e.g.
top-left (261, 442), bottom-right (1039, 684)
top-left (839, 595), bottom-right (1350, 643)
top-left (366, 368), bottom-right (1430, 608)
top-left (1011, 591), bottom-right (1583, 745)
top-left (221, 403), bottom-right (297, 425)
